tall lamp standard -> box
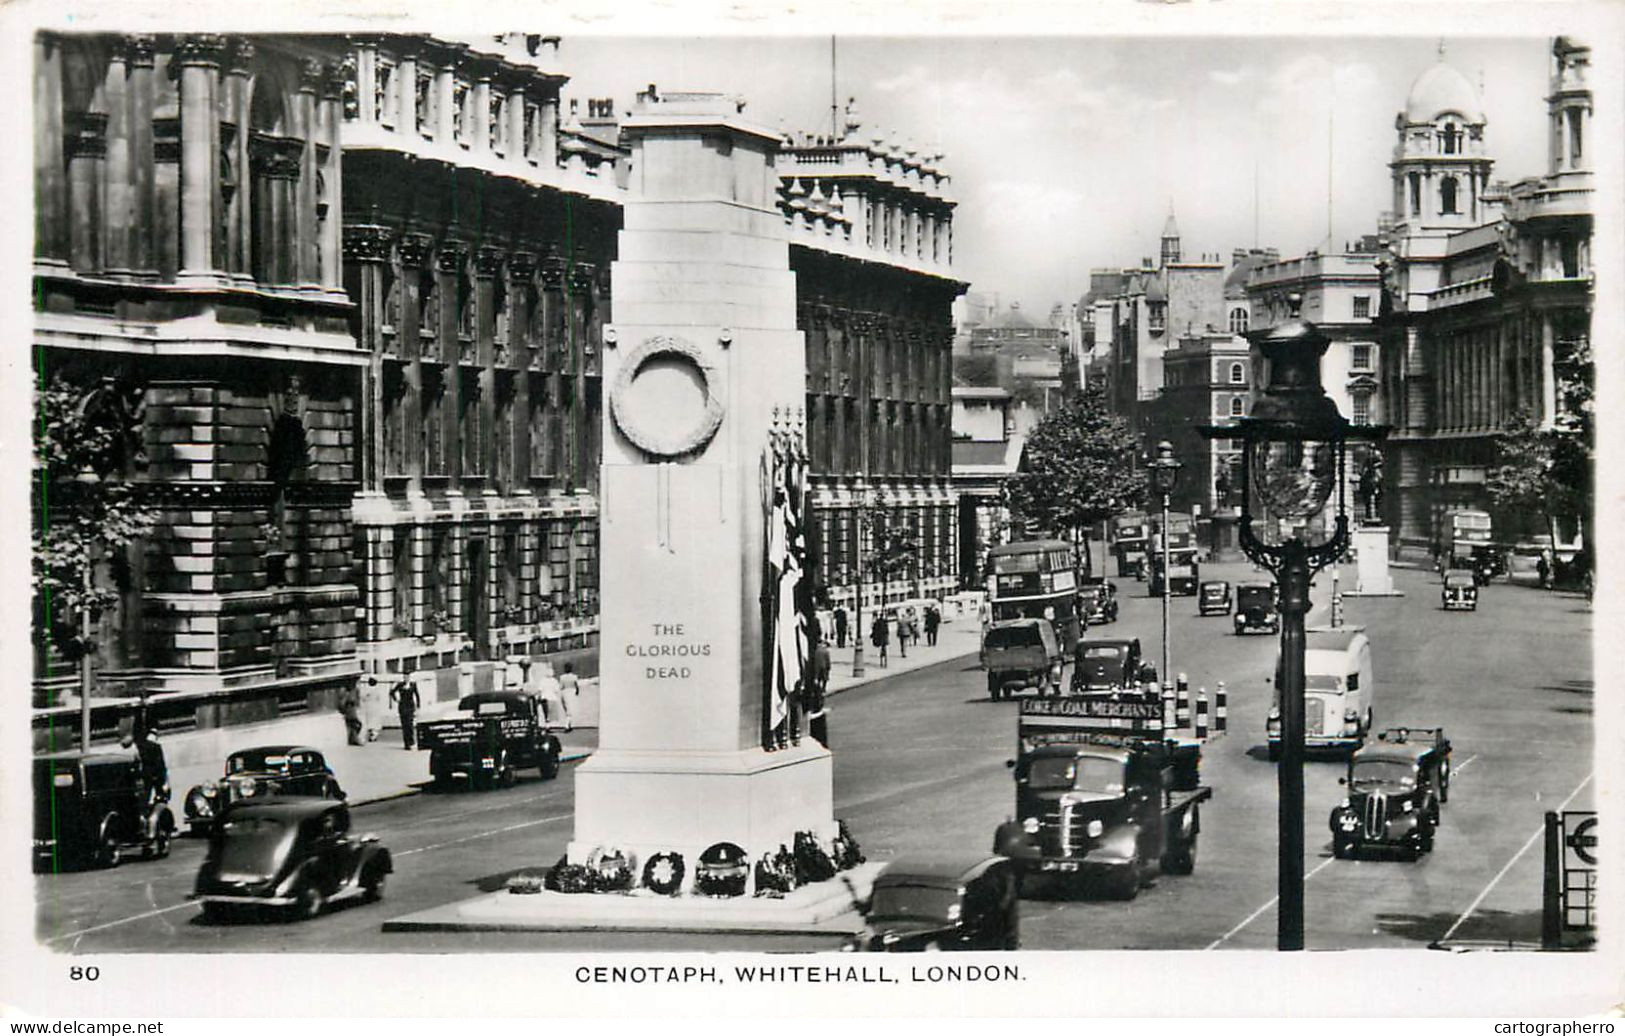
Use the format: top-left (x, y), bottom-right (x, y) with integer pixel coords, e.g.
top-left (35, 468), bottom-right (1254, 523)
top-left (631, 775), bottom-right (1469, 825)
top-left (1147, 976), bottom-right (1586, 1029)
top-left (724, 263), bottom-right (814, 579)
top-left (1201, 293), bottom-right (1383, 950)
top-left (851, 482), bottom-right (871, 679)
top-left (1148, 441), bottom-right (1182, 687)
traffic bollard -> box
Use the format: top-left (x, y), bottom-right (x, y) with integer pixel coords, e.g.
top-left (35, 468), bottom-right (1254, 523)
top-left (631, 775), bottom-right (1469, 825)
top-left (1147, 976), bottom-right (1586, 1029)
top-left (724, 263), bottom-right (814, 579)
top-left (1215, 681), bottom-right (1228, 734)
top-left (1195, 687), bottom-right (1209, 740)
top-left (1174, 679), bottom-right (1190, 731)
top-left (1161, 681), bottom-right (1176, 731)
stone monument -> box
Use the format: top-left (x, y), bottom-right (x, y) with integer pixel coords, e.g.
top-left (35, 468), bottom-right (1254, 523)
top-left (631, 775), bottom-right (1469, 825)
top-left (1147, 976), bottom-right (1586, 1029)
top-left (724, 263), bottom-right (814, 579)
top-left (1350, 452), bottom-right (1400, 596)
top-left (566, 89), bottom-right (836, 882)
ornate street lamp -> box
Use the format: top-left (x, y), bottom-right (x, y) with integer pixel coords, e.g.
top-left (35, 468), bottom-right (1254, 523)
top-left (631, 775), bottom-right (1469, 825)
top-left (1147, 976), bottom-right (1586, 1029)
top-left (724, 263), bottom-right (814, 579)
top-left (1147, 441), bottom-right (1181, 688)
top-left (1201, 293), bottom-right (1383, 951)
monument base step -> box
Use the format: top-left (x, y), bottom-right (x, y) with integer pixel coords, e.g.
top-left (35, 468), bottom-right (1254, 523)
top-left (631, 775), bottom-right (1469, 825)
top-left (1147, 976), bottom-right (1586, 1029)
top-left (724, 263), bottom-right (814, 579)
top-left (382, 862), bottom-right (881, 936)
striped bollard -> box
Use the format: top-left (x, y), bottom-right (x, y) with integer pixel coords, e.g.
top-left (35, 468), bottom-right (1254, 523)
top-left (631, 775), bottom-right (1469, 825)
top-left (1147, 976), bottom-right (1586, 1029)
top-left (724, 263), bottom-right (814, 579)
top-left (1195, 686), bottom-right (1209, 740)
top-left (1215, 681), bottom-right (1228, 734)
top-left (1160, 681), bottom-right (1176, 731)
top-left (1174, 677), bottom-right (1190, 731)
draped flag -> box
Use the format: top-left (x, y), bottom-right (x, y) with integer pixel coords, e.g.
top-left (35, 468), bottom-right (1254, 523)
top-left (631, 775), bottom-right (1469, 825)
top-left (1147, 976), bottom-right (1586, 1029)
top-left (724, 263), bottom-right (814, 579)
top-left (763, 433), bottom-right (810, 747)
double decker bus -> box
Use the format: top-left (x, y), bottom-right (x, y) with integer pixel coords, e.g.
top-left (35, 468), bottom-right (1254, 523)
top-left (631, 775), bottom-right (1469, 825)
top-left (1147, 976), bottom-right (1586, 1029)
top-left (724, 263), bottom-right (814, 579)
top-left (1111, 512), bottom-right (1152, 579)
top-left (987, 539), bottom-right (1083, 654)
top-left (1439, 508), bottom-right (1493, 566)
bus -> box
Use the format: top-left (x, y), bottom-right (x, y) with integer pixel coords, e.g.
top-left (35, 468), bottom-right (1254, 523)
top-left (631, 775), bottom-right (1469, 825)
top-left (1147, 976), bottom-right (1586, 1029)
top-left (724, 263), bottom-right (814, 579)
top-left (1111, 512), bottom-right (1152, 580)
top-left (986, 539), bottom-right (1083, 654)
top-left (1439, 509), bottom-right (1492, 566)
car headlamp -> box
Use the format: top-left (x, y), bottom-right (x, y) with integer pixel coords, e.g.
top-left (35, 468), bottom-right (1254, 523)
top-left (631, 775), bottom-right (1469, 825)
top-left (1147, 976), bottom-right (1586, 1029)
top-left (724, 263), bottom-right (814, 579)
top-left (1402, 799), bottom-right (1415, 813)
top-left (945, 903), bottom-right (962, 922)
top-left (202, 785), bottom-right (218, 798)
top-left (1344, 708), bottom-right (1360, 722)
top-left (1339, 798), bottom-right (1350, 809)
top-left (1021, 816), bottom-right (1040, 835)
top-left (1087, 819), bottom-right (1104, 838)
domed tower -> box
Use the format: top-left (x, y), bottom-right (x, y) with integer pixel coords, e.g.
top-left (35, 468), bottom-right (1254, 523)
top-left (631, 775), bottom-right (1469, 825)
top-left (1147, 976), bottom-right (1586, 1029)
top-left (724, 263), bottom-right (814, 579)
top-left (1547, 36), bottom-right (1590, 179)
top-left (1390, 48), bottom-right (1495, 233)
top-left (1160, 206), bottom-right (1182, 267)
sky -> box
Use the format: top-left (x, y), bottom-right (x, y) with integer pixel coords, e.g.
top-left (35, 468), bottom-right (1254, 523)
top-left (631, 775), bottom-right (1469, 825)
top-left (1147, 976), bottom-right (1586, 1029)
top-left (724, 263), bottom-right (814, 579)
top-left (558, 33), bottom-right (1554, 316)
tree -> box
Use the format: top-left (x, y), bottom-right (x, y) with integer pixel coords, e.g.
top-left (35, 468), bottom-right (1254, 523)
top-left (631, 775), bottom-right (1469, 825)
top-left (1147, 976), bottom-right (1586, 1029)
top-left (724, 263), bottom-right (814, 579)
top-left (1485, 407), bottom-right (1558, 546)
top-left (1004, 381), bottom-right (1148, 573)
top-left (33, 373), bottom-right (153, 664)
top-left (1549, 334), bottom-right (1593, 541)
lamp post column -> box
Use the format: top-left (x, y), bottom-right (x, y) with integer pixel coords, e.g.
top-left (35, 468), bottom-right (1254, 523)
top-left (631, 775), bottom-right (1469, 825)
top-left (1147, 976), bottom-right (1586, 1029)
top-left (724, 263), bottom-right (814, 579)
top-left (1160, 490), bottom-right (1171, 687)
top-left (1276, 539), bottom-right (1312, 952)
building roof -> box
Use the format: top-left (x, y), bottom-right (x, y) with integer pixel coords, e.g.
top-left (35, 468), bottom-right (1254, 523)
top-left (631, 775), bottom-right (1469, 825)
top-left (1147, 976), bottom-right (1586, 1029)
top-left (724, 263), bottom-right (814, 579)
top-left (1144, 277), bottom-right (1167, 303)
top-left (1162, 209), bottom-right (1181, 240)
top-left (952, 386), bottom-right (1011, 399)
top-left (1225, 252), bottom-right (1274, 298)
top-left (1404, 59), bottom-right (1484, 124)
top-left (984, 304), bottom-right (1041, 331)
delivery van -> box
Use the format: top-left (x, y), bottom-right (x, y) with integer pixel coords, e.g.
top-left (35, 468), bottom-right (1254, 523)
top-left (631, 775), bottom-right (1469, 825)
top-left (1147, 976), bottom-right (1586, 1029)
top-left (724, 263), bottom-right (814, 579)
top-left (1266, 626), bottom-right (1374, 759)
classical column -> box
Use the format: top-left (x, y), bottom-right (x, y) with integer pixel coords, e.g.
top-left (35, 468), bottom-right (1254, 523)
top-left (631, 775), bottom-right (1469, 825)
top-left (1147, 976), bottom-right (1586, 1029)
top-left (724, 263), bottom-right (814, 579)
top-left (399, 233), bottom-right (431, 486)
top-left (34, 34), bottom-right (68, 266)
top-left (102, 43), bottom-right (132, 274)
top-left (345, 224), bottom-right (394, 489)
top-left (125, 36), bottom-right (157, 276)
top-left (65, 110), bottom-right (108, 272)
top-left (539, 87), bottom-right (559, 166)
top-left (175, 34), bottom-right (226, 280)
top-left (472, 76), bottom-right (491, 153)
top-left (294, 59), bottom-right (322, 287)
top-left (319, 64), bottom-right (346, 290)
top-left (1540, 316), bottom-right (1556, 428)
top-left (223, 40), bottom-right (253, 280)
top-left (396, 50), bottom-right (418, 135)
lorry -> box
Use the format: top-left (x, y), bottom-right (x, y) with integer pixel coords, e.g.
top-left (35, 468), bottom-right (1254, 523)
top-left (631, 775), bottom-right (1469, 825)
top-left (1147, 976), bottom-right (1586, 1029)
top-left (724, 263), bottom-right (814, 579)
top-left (416, 692), bottom-right (564, 789)
top-left (980, 619), bottom-right (1067, 700)
top-left (993, 694), bottom-right (1212, 900)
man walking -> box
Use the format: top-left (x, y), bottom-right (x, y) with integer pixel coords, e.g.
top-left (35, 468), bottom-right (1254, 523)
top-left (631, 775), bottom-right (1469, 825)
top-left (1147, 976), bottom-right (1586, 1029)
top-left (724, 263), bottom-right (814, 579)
top-left (871, 610), bottom-right (889, 666)
top-left (338, 684), bottom-right (364, 746)
top-left (833, 604), bottom-right (848, 649)
top-left (924, 602), bottom-right (940, 646)
top-left (389, 677), bottom-right (421, 750)
top-left (806, 636), bottom-right (832, 747)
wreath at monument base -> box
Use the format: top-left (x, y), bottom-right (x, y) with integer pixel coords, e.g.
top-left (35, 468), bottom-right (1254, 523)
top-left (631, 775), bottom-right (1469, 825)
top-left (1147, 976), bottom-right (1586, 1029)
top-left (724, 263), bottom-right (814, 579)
top-left (694, 842), bottom-right (749, 898)
top-left (753, 845), bottom-right (800, 898)
top-left (832, 819), bottom-right (866, 871)
top-left (793, 830), bottom-right (837, 885)
top-left (544, 849), bottom-right (635, 894)
top-left (544, 855), bottom-right (598, 894)
top-left (642, 851), bottom-right (686, 896)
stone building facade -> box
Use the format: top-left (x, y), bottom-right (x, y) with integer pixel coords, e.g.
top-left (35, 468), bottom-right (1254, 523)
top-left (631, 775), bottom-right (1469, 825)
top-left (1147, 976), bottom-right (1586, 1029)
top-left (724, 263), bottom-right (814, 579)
top-left (32, 32), bottom-right (361, 727)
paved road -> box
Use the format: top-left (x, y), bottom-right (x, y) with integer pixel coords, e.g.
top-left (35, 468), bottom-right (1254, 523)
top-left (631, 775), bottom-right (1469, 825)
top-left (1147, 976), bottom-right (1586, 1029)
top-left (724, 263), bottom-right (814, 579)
top-left (36, 561), bottom-right (1592, 952)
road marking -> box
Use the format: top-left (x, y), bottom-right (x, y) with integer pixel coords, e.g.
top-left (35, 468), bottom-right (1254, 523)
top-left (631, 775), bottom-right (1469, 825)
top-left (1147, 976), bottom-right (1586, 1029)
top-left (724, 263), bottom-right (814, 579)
top-left (44, 901), bottom-right (196, 945)
top-left (395, 810), bottom-right (573, 857)
top-left (1436, 771), bottom-right (1593, 945)
top-left (1205, 856), bottom-right (1338, 950)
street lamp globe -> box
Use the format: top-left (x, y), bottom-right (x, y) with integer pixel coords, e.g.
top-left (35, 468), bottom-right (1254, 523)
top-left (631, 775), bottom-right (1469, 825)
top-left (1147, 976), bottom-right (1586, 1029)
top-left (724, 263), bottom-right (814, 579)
top-left (1149, 440), bottom-right (1181, 497)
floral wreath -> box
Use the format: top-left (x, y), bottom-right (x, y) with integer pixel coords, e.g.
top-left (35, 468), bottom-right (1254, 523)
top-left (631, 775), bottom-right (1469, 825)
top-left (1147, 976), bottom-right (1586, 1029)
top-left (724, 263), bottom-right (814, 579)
top-left (695, 842), bottom-right (749, 898)
top-left (608, 334), bottom-right (725, 459)
top-left (642, 851), bottom-right (686, 896)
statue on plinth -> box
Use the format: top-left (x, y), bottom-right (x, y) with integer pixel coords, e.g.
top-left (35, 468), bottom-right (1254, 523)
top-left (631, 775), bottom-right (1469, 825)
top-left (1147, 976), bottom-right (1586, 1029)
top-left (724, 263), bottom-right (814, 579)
top-left (1357, 451), bottom-right (1384, 525)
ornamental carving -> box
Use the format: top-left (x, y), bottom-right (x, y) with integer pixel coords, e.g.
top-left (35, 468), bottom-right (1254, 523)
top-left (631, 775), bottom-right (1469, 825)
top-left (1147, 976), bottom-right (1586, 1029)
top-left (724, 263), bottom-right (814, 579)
top-left (509, 251), bottom-right (536, 279)
top-left (397, 233), bottom-right (431, 268)
top-left (342, 224), bottom-right (394, 263)
top-left (569, 262), bottom-right (596, 291)
top-left (474, 247), bottom-right (505, 278)
top-left (121, 35), bottom-right (157, 68)
top-left (172, 34), bottom-right (229, 68)
top-left (539, 256), bottom-right (566, 288)
top-left (609, 335), bottom-right (726, 460)
top-left (299, 57), bottom-right (326, 93)
top-left (435, 242), bottom-right (469, 274)
top-left (225, 39), bottom-right (255, 73)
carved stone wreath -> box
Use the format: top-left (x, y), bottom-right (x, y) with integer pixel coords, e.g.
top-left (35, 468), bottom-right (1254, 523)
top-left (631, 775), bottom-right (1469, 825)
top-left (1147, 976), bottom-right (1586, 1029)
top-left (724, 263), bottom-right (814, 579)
top-left (608, 334), bottom-right (725, 459)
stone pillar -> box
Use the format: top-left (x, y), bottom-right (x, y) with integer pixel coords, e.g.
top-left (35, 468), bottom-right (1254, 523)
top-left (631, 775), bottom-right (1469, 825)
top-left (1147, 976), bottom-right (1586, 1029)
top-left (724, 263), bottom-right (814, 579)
top-left (175, 34), bottom-right (226, 281)
top-left (125, 36), bottom-right (157, 276)
top-left (223, 41), bottom-right (253, 280)
top-left (65, 110), bottom-right (108, 273)
top-left (571, 92), bottom-right (835, 875)
top-left (102, 44), bottom-right (132, 275)
top-left (345, 224), bottom-right (394, 489)
top-left (1352, 525), bottom-right (1398, 596)
top-left (34, 34), bottom-right (69, 266)
top-left (1540, 316), bottom-right (1556, 429)
top-left (295, 60), bottom-right (322, 288)
top-left (319, 64), bottom-right (345, 291)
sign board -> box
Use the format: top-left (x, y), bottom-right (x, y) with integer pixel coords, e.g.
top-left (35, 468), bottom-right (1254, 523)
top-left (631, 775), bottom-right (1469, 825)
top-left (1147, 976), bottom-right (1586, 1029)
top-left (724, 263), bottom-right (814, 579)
top-left (1019, 693), bottom-right (1165, 738)
top-left (1560, 810), bottom-right (1597, 932)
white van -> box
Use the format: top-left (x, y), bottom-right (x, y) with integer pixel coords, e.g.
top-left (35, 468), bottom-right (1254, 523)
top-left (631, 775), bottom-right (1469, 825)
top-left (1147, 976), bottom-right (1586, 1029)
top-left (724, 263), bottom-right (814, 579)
top-left (1267, 626), bottom-right (1374, 758)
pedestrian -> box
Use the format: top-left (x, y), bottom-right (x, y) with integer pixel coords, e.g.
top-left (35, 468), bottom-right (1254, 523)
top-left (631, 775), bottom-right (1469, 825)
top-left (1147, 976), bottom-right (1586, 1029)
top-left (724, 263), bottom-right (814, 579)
top-left (893, 608), bottom-right (907, 659)
top-left (558, 661), bottom-right (581, 704)
top-left (924, 602), bottom-right (940, 646)
top-left (978, 597), bottom-right (992, 631)
top-left (530, 660), bottom-right (572, 731)
top-left (903, 604), bottom-right (919, 648)
top-left (871, 610), bottom-right (889, 666)
top-left (389, 677), bottom-right (421, 750)
top-left (806, 636), bottom-right (832, 748)
top-left (833, 604), bottom-right (848, 649)
top-left (338, 684), bottom-right (364, 746)
top-left (1536, 551), bottom-right (1550, 589)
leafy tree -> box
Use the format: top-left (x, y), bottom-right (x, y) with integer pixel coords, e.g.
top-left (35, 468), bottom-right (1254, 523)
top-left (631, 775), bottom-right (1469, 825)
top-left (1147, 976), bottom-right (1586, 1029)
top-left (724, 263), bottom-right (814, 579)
top-left (1004, 381), bottom-right (1147, 572)
top-left (33, 373), bottom-right (153, 662)
top-left (1549, 335), bottom-right (1593, 539)
top-left (1485, 407), bottom-right (1560, 546)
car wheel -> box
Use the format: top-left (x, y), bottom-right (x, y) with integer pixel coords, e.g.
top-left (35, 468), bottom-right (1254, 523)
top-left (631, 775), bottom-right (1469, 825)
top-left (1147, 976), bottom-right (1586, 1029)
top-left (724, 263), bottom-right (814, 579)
top-left (363, 868), bottom-right (387, 903)
top-left (293, 883), bottom-right (326, 921)
top-left (94, 827), bottom-right (121, 870)
top-left (1111, 858), bottom-right (1142, 901)
top-left (147, 824), bottom-right (171, 861)
top-left (1332, 837), bottom-right (1353, 860)
top-left (200, 902), bottom-right (232, 925)
top-left (1267, 743), bottom-right (1282, 763)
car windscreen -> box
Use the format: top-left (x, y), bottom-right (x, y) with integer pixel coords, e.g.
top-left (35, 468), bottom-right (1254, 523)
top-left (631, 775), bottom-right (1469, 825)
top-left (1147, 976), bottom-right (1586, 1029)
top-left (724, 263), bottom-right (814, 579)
top-left (1350, 760), bottom-right (1416, 791)
top-left (869, 883), bottom-right (961, 922)
top-left (985, 626), bottom-right (1042, 649)
top-left (215, 817), bottom-right (295, 876)
top-left (1238, 589), bottom-right (1273, 606)
top-left (229, 753), bottom-right (288, 774)
top-left (1025, 755), bottom-right (1125, 794)
top-left (1305, 673), bottom-right (1343, 691)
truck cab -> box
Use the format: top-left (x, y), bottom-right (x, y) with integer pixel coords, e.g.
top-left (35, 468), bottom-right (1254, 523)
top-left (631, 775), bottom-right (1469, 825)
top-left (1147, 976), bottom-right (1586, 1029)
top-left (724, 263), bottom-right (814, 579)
top-left (981, 619), bottom-right (1066, 700)
top-left (417, 692), bottom-right (563, 789)
top-left (1267, 627), bottom-right (1374, 758)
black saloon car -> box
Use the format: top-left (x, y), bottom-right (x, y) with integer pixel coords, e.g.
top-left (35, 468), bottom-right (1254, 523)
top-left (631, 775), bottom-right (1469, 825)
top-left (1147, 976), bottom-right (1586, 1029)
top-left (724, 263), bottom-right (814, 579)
top-left (34, 749), bottom-right (176, 871)
top-left (1079, 579), bottom-right (1119, 624)
top-left (843, 855), bottom-right (1019, 952)
top-left (1197, 580), bottom-right (1232, 616)
top-left (193, 798), bottom-right (392, 922)
top-left (1442, 570), bottom-right (1478, 611)
top-left (1070, 638), bottom-right (1147, 693)
top-left (1234, 582), bottom-right (1280, 635)
top-left (184, 745), bottom-right (345, 836)
top-left (1329, 727), bottom-right (1452, 861)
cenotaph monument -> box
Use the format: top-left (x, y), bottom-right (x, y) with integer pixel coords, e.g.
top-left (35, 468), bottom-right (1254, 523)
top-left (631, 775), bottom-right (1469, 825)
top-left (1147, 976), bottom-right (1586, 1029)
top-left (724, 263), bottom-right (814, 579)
top-left (565, 89), bottom-right (837, 881)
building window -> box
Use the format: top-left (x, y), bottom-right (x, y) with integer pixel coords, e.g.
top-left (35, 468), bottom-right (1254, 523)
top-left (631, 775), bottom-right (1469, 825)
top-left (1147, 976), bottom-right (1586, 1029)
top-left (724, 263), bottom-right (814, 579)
top-left (1229, 396), bottom-right (1245, 417)
top-left (1148, 302), bottom-right (1166, 334)
top-left (416, 72), bottom-right (435, 137)
top-left (1229, 307), bottom-right (1249, 334)
top-left (1351, 394), bottom-right (1370, 425)
top-left (1440, 176), bottom-right (1459, 215)
top-left (1569, 109), bottom-right (1583, 164)
top-left (375, 61), bottom-right (396, 126)
top-left (1352, 295), bottom-right (1371, 320)
top-left (1441, 122), bottom-right (1461, 155)
top-left (1229, 362), bottom-right (1245, 385)
top-left (1351, 343), bottom-right (1373, 370)
top-left (1408, 172), bottom-right (1421, 216)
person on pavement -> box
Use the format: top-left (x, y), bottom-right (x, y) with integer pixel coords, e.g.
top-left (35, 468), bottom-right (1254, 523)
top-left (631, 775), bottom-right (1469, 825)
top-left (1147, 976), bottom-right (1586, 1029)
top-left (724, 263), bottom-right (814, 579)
top-left (389, 677), bottom-right (421, 750)
top-left (894, 608), bottom-right (907, 659)
top-left (530, 661), bottom-right (573, 731)
top-left (833, 604), bottom-right (848, 648)
top-left (871, 610), bottom-right (890, 666)
top-left (338, 684), bottom-right (364, 746)
top-left (806, 635), bottom-right (832, 748)
top-left (924, 602), bottom-right (940, 646)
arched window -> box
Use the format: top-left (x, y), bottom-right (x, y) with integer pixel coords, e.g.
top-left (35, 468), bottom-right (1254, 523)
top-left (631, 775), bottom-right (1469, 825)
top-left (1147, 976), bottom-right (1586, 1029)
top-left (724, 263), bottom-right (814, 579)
top-left (1441, 122), bottom-right (1461, 155)
top-left (1229, 396), bottom-right (1245, 417)
top-left (1229, 362), bottom-right (1245, 385)
top-left (1408, 173), bottom-right (1422, 216)
top-left (1440, 176), bottom-right (1459, 215)
top-left (248, 72), bottom-right (296, 285)
top-left (1229, 307), bottom-right (1249, 334)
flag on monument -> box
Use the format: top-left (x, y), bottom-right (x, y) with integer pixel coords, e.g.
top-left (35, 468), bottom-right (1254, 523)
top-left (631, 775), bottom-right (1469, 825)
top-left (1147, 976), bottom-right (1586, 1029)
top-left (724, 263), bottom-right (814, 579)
top-left (765, 444), bottom-right (809, 737)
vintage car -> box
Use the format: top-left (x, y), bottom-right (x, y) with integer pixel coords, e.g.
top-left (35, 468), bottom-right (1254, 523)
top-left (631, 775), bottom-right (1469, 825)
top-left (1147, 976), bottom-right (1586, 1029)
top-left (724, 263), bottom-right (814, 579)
top-left (1441, 570), bottom-right (1478, 611)
top-left (1070, 638), bottom-right (1149, 694)
top-left (34, 748), bottom-right (176, 871)
top-left (418, 691), bottom-right (565, 787)
top-left (192, 798), bottom-right (392, 922)
top-left (1328, 727), bottom-right (1452, 860)
top-left (1234, 582), bottom-right (1280, 635)
top-left (184, 745), bottom-right (345, 836)
top-left (981, 619), bottom-right (1066, 700)
top-left (1267, 626), bottom-right (1375, 758)
top-left (1079, 579), bottom-right (1119, 624)
top-left (1197, 580), bottom-right (1233, 616)
top-left (842, 854), bottom-right (1019, 951)
top-left (1470, 546), bottom-right (1507, 585)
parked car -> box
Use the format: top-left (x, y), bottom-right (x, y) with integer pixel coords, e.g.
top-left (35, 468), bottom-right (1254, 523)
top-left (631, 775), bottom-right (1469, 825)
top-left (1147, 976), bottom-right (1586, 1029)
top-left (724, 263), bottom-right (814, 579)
top-left (981, 619), bottom-right (1067, 700)
top-left (192, 798), bottom-right (392, 923)
top-left (33, 748), bottom-right (176, 871)
top-left (1441, 570), bottom-right (1478, 611)
top-left (1070, 638), bottom-right (1150, 694)
top-left (1234, 582), bottom-right (1280, 635)
top-left (1079, 579), bottom-right (1119, 624)
top-left (1268, 626), bottom-right (1375, 759)
top-left (1197, 580), bottom-right (1232, 616)
top-left (1329, 727), bottom-right (1452, 860)
top-left (418, 691), bottom-right (565, 788)
top-left (183, 746), bottom-right (345, 836)
top-left (842, 855), bottom-right (1019, 951)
